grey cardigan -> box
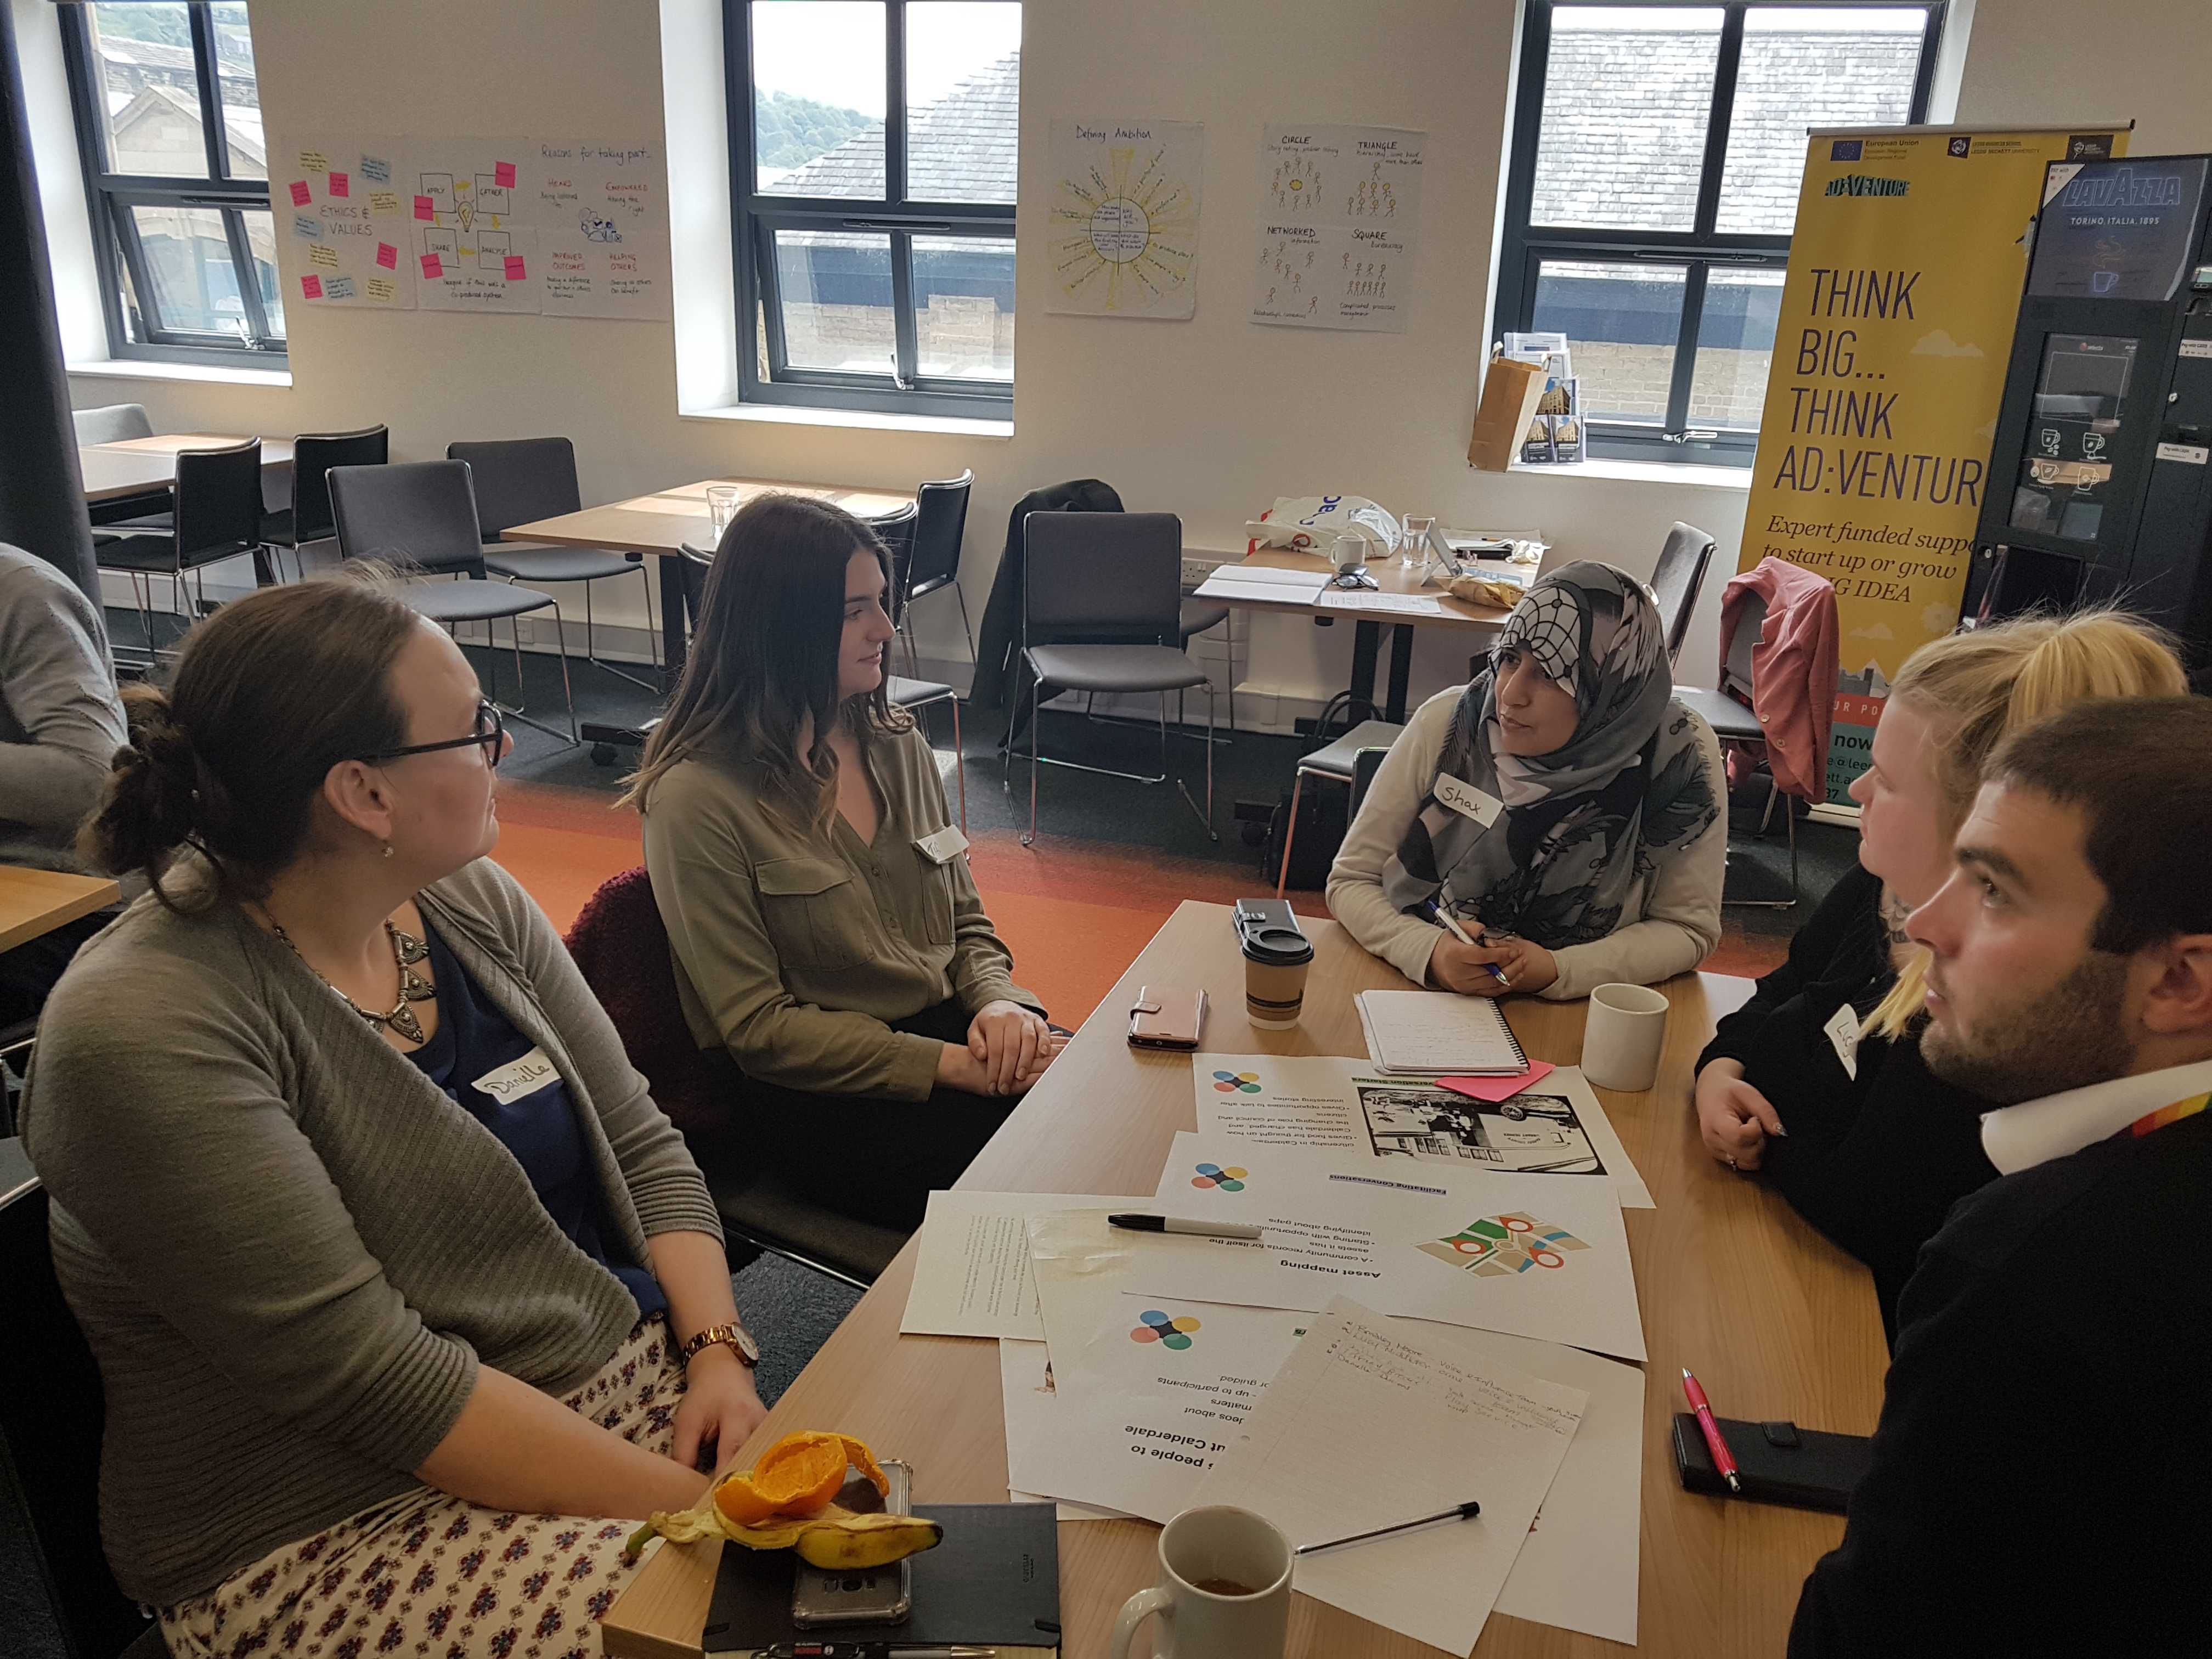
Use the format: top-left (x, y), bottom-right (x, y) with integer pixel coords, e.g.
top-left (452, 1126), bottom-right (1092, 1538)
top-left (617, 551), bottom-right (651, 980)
top-left (19, 856), bottom-right (724, 1607)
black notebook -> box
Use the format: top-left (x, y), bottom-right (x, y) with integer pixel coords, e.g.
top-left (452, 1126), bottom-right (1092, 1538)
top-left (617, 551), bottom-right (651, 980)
top-left (703, 1502), bottom-right (1062, 1656)
top-left (1671, 1413), bottom-right (1873, 1513)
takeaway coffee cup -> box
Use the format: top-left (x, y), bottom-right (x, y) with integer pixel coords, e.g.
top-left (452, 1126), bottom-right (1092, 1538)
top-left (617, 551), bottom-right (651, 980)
top-left (1111, 1505), bottom-right (1294, 1659)
top-left (1583, 982), bottom-right (1670, 1091)
top-left (1241, 922), bottom-right (1314, 1029)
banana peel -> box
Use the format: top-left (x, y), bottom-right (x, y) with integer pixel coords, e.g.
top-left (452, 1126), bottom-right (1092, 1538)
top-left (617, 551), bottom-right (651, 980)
top-left (624, 1431), bottom-right (943, 1570)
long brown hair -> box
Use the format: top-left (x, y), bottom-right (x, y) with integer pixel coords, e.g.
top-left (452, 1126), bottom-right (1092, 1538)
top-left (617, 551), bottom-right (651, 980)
top-left (80, 577), bottom-right (422, 910)
top-left (622, 493), bottom-right (907, 816)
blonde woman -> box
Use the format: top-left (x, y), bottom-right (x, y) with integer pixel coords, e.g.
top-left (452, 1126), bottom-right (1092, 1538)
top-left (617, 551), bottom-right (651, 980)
top-left (1692, 610), bottom-right (2185, 1325)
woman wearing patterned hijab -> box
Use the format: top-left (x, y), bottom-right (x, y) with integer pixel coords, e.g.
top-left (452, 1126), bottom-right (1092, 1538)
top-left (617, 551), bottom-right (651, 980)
top-left (1328, 561), bottom-right (1726, 1000)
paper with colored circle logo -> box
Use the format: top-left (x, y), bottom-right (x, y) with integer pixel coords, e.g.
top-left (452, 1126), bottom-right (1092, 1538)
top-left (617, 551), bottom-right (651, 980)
top-left (1136, 1132), bottom-right (1645, 1361)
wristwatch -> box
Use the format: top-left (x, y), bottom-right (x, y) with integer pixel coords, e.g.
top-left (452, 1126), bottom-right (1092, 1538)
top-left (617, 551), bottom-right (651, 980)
top-left (680, 1320), bottom-right (761, 1370)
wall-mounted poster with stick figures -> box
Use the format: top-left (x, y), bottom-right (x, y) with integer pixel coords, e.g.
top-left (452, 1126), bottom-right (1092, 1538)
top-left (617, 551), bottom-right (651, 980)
top-left (1047, 120), bottom-right (1205, 319)
top-left (1252, 122), bottom-right (1425, 333)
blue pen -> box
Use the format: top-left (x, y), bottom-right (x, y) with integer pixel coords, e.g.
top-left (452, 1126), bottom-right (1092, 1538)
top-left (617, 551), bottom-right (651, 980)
top-left (1420, 899), bottom-right (1510, 987)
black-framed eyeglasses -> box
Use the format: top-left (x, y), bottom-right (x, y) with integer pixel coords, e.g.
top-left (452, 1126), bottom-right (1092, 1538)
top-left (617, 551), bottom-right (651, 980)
top-left (359, 701), bottom-right (505, 769)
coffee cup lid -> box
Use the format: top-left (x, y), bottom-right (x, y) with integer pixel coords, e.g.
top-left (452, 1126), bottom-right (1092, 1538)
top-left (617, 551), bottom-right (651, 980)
top-left (1242, 924), bottom-right (1314, 967)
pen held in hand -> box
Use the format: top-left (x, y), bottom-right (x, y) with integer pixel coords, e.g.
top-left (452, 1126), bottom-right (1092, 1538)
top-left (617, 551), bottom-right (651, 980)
top-left (1295, 1499), bottom-right (1482, 1556)
top-left (1420, 899), bottom-right (1510, 987)
top-left (1106, 1213), bottom-right (1264, 1241)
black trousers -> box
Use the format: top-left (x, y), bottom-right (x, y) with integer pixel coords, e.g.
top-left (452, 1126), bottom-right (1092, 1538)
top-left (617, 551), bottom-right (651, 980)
top-left (0, 910), bottom-right (110, 1030)
top-left (721, 998), bottom-right (1020, 1231)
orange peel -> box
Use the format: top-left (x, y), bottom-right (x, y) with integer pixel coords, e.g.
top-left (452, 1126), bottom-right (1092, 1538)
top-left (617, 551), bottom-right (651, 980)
top-left (708, 1431), bottom-right (891, 1528)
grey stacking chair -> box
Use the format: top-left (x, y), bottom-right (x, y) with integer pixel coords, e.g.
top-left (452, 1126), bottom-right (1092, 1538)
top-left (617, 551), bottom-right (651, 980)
top-left (261, 425), bottom-right (389, 582)
top-left (75, 403), bottom-right (173, 538)
top-left (328, 460), bottom-right (577, 742)
top-left (93, 437), bottom-right (266, 659)
top-left (1649, 521), bottom-right (1717, 665)
top-left (896, 469), bottom-right (974, 672)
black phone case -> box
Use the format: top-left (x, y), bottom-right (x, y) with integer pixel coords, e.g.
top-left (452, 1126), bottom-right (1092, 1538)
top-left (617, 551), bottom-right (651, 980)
top-left (1671, 1413), bottom-right (1872, 1514)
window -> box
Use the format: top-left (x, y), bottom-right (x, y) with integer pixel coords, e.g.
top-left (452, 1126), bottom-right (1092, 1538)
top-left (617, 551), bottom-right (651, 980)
top-left (728, 1), bottom-right (1019, 418)
top-left (57, 2), bottom-right (281, 365)
top-left (1495, 2), bottom-right (1943, 463)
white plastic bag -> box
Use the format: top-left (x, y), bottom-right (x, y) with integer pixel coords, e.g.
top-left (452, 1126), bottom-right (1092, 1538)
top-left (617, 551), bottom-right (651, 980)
top-left (1243, 495), bottom-right (1401, 566)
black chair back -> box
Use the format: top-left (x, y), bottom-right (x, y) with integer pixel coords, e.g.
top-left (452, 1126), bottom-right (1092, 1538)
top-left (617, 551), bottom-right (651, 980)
top-left (1350, 745), bottom-right (1390, 819)
top-left (329, 460), bottom-right (489, 577)
top-left (1650, 521), bottom-right (1717, 664)
top-left (677, 539), bottom-right (715, 628)
top-left (72, 404), bottom-right (155, 445)
top-left (1, 1154), bottom-right (157, 1658)
top-left (289, 426), bottom-right (390, 546)
top-left (905, 469), bottom-right (973, 603)
top-left (172, 438), bottom-right (265, 566)
top-left (1022, 511), bottom-right (1182, 641)
top-left (445, 437), bottom-right (584, 540)
top-left (867, 503), bottom-right (920, 620)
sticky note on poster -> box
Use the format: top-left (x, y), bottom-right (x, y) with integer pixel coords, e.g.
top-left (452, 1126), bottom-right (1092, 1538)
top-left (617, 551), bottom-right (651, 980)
top-left (326, 275), bottom-right (357, 300)
top-left (420, 252), bottom-right (444, 279)
top-left (329, 171), bottom-right (349, 198)
top-left (504, 255), bottom-right (527, 280)
top-left (494, 160), bottom-right (517, 189)
top-left (414, 195), bottom-right (435, 221)
top-left (299, 150), bottom-right (329, 173)
top-left (289, 179), bottom-right (313, 206)
top-left (291, 215), bottom-right (321, 239)
top-left (301, 274), bottom-right (323, 300)
top-left (369, 190), bottom-right (399, 213)
top-left (375, 242), bottom-right (398, 269)
top-left (365, 276), bottom-right (396, 301)
top-left (360, 153), bottom-right (392, 184)
top-left (307, 243), bottom-right (338, 269)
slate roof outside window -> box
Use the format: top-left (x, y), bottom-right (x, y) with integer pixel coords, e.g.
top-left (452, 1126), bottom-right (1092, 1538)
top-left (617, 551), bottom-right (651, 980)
top-left (765, 50), bottom-right (1018, 204)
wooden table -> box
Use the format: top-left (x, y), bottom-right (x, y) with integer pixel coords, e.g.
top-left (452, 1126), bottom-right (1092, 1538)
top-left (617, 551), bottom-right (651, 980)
top-left (505, 476), bottom-right (919, 687)
top-left (0, 865), bottom-right (121, 955)
top-left (78, 433), bottom-right (295, 505)
top-left (1209, 546), bottom-right (1534, 723)
top-left (605, 902), bottom-right (1889, 1659)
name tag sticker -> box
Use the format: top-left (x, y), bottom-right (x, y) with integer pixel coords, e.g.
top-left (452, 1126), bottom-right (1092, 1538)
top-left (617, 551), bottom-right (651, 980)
top-left (916, 824), bottom-right (970, 865)
top-left (1434, 774), bottom-right (1504, 828)
top-left (1823, 1002), bottom-right (1860, 1082)
top-left (472, 1046), bottom-right (559, 1103)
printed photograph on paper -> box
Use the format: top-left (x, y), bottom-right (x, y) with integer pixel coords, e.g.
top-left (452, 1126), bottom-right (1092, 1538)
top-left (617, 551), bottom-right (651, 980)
top-left (1357, 1086), bottom-right (1607, 1176)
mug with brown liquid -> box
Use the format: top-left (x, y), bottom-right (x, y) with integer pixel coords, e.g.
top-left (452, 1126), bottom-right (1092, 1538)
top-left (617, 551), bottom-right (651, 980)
top-left (1111, 1505), bottom-right (1293, 1659)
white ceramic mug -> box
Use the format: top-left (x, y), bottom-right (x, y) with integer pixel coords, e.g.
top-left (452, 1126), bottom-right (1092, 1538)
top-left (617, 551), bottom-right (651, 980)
top-left (1111, 1505), bottom-right (1293, 1659)
top-left (1583, 982), bottom-right (1669, 1092)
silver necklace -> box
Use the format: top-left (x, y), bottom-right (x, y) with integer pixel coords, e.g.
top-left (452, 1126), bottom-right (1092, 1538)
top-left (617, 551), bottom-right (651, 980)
top-left (271, 918), bottom-right (436, 1044)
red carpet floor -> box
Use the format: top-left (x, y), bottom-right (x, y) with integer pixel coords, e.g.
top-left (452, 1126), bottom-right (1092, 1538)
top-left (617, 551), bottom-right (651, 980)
top-left (493, 780), bottom-right (1785, 1030)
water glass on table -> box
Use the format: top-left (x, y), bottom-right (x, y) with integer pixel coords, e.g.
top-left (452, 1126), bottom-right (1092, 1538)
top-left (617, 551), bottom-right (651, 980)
top-left (705, 484), bottom-right (742, 543)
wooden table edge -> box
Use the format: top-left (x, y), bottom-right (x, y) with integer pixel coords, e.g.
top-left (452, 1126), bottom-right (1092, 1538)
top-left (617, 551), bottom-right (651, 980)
top-left (0, 871), bottom-right (121, 954)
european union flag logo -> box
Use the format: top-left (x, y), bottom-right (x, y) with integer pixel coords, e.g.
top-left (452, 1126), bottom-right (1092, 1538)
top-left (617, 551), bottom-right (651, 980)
top-left (1830, 139), bottom-right (1864, 162)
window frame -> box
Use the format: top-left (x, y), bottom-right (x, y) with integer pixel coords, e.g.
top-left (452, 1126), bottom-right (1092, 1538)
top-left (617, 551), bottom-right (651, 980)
top-left (1494, 0), bottom-right (1945, 465)
top-left (724, 0), bottom-right (1017, 420)
top-left (57, 0), bottom-right (283, 368)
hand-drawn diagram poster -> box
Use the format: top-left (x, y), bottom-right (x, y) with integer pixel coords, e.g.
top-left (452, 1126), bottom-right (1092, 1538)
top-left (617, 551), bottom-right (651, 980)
top-left (1251, 122), bottom-right (1425, 332)
top-left (537, 139), bottom-right (672, 319)
top-left (410, 138), bottom-right (540, 313)
top-left (279, 137), bottom-right (413, 308)
top-left (1047, 120), bottom-right (1204, 318)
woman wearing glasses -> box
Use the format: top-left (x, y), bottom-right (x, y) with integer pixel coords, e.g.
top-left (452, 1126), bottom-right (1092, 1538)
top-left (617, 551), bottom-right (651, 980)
top-left (1328, 561), bottom-right (1726, 1000)
top-left (21, 578), bottom-right (765, 1658)
top-left (626, 494), bottom-right (1055, 1230)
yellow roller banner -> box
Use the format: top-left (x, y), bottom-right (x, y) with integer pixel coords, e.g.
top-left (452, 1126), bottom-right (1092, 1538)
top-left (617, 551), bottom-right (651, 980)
top-left (1739, 125), bottom-right (2130, 803)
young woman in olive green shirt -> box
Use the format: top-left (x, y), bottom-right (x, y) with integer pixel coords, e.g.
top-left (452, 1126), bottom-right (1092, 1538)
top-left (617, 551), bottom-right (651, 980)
top-left (630, 495), bottom-right (1057, 1226)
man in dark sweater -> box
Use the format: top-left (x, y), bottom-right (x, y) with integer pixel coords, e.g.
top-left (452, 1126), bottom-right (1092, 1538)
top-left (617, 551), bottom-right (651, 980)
top-left (1791, 696), bottom-right (2212, 1656)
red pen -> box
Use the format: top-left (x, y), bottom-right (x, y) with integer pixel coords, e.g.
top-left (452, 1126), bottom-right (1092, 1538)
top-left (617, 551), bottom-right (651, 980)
top-left (1681, 1368), bottom-right (1741, 1494)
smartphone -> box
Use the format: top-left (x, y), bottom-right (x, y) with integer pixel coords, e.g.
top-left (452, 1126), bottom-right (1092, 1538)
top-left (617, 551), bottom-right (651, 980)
top-left (789, 1459), bottom-right (913, 1628)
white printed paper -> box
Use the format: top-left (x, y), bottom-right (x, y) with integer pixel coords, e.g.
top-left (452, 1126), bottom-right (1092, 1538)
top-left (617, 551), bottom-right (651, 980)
top-left (1138, 1134), bottom-right (1646, 1359)
top-left (999, 1341), bottom-right (1136, 1522)
top-left (275, 137), bottom-right (414, 308)
top-left (898, 1190), bottom-right (1143, 1340)
top-left (1193, 1297), bottom-right (1587, 1656)
top-left (1195, 1056), bottom-right (1652, 1209)
top-left (536, 139), bottom-right (672, 319)
top-left (1046, 120), bottom-right (1204, 318)
top-left (1251, 123), bottom-right (1425, 332)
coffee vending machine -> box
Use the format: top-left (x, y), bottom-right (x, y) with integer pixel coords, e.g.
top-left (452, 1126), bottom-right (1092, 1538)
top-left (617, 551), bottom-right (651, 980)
top-left (1967, 154), bottom-right (2212, 673)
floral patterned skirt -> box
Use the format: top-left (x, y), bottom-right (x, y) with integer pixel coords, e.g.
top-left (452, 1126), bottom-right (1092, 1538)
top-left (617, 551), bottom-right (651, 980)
top-left (159, 1316), bottom-right (686, 1659)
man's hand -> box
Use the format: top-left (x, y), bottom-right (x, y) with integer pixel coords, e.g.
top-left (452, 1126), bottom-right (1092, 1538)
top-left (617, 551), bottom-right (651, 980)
top-left (969, 1000), bottom-right (1053, 1094)
top-left (1694, 1058), bottom-right (1786, 1170)
top-left (1429, 935), bottom-right (1520, 996)
top-left (670, 1344), bottom-right (768, 1472)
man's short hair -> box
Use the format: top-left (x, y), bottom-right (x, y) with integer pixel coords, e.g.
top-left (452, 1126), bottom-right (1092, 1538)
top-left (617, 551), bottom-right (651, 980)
top-left (1984, 695), bottom-right (2212, 956)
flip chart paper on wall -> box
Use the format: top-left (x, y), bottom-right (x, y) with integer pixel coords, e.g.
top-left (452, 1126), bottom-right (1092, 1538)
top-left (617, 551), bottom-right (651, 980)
top-left (1250, 122), bottom-right (1425, 333)
top-left (535, 139), bottom-right (673, 319)
top-left (1045, 119), bottom-right (1204, 319)
top-left (274, 136), bottom-right (414, 308)
top-left (409, 138), bottom-right (539, 312)
top-left (1137, 1133), bottom-right (1646, 1359)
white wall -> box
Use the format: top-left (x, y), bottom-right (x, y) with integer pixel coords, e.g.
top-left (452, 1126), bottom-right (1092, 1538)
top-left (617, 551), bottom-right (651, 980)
top-left (41, 0), bottom-right (2184, 721)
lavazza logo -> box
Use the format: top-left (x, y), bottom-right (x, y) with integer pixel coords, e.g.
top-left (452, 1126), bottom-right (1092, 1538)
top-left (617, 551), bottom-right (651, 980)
top-left (1826, 174), bottom-right (1910, 199)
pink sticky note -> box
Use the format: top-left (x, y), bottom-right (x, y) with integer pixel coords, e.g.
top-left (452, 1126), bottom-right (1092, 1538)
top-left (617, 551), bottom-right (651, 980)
top-left (503, 255), bottom-right (527, 280)
top-left (1437, 1060), bottom-right (1556, 1104)
top-left (300, 274), bottom-right (323, 300)
top-left (494, 160), bottom-right (517, 188)
top-left (420, 252), bottom-right (443, 279)
top-left (289, 179), bottom-right (312, 206)
top-left (375, 242), bottom-right (397, 269)
top-left (328, 170), bottom-right (349, 198)
top-left (413, 195), bottom-right (435, 221)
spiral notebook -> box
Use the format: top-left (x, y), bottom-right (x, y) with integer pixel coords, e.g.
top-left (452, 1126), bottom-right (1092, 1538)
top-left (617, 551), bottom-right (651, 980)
top-left (1355, 990), bottom-right (1529, 1075)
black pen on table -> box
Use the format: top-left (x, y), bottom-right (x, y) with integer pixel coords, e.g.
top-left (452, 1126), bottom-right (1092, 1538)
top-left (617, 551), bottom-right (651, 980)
top-left (1107, 1212), bottom-right (1263, 1240)
top-left (760, 1644), bottom-right (995, 1658)
top-left (1296, 1499), bottom-right (1482, 1556)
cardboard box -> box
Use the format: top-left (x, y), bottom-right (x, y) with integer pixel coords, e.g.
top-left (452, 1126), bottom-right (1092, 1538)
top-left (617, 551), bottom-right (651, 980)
top-left (1468, 354), bottom-right (1549, 472)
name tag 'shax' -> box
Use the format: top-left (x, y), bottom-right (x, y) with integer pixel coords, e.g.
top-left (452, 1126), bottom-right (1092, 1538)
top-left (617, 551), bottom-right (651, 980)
top-left (1434, 773), bottom-right (1504, 828)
